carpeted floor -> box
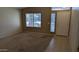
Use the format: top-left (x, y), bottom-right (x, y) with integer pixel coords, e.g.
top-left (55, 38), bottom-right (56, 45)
top-left (0, 32), bottom-right (53, 52)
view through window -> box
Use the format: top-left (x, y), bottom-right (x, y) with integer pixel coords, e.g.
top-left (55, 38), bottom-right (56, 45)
top-left (25, 13), bottom-right (41, 27)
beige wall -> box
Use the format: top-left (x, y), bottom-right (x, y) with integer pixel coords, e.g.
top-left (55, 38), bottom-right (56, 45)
top-left (0, 8), bottom-right (22, 38)
top-left (56, 11), bottom-right (70, 36)
top-left (70, 8), bottom-right (79, 51)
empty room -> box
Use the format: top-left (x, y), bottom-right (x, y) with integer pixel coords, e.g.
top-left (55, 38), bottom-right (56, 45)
top-left (0, 7), bottom-right (79, 52)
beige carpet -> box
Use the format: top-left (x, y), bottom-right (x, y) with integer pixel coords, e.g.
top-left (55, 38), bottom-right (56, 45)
top-left (0, 32), bottom-right (53, 52)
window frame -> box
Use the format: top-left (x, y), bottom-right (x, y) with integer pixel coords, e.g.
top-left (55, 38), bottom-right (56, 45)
top-left (25, 13), bottom-right (42, 28)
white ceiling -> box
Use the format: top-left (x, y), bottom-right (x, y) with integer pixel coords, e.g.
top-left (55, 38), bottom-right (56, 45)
top-left (15, 7), bottom-right (25, 9)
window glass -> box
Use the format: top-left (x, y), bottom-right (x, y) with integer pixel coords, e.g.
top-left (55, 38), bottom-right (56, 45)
top-left (25, 13), bottom-right (41, 28)
top-left (50, 13), bottom-right (56, 32)
top-left (34, 13), bottom-right (41, 27)
top-left (26, 13), bottom-right (33, 27)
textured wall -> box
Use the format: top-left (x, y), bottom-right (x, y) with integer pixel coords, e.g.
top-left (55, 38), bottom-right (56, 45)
top-left (21, 7), bottom-right (51, 33)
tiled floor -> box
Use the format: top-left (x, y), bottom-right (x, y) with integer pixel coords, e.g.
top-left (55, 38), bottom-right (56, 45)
top-left (45, 36), bottom-right (71, 52)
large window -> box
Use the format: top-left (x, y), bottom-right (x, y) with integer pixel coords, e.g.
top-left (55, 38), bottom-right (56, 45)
top-left (25, 13), bottom-right (41, 27)
top-left (50, 13), bottom-right (56, 32)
